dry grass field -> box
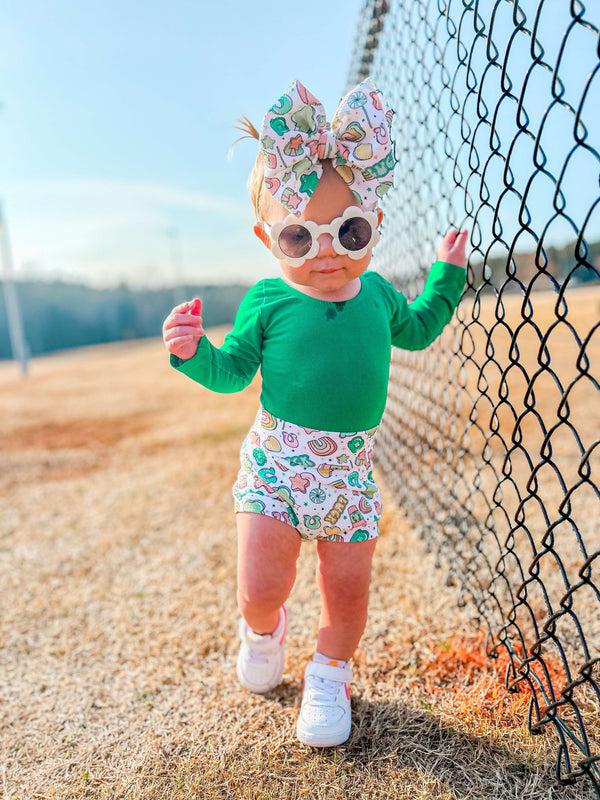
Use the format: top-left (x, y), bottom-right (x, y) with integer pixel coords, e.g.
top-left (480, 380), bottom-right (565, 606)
top-left (0, 318), bottom-right (597, 799)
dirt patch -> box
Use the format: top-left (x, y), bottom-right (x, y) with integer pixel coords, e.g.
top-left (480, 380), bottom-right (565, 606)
top-left (1, 416), bottom-right (150, 451)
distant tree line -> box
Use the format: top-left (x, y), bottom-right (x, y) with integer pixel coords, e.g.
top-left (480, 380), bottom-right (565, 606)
top-left (0, 281), bottom-right (250, 360)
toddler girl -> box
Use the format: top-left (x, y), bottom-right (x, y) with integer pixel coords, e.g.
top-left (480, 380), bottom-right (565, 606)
top-left (162, 79), bottom-right (467, 747)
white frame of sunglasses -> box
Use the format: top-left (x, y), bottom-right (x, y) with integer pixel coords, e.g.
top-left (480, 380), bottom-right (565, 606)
top-left (264, 206), bottom-right (381, 267)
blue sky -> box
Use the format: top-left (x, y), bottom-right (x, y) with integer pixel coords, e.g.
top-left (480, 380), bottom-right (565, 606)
top-left (1, 0), bottom-right (362, 287)
top-left (3, 3), bottom-right (598, 291)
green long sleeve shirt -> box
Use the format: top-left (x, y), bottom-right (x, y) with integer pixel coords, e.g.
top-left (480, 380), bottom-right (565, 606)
top-left (171, 262), bottom-right (466, 431)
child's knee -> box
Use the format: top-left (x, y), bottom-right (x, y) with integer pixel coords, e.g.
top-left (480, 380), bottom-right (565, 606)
top-left (237, 571), bottom-right (294, 614)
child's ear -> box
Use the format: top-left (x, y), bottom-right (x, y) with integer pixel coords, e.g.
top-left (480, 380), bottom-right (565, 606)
top-left (253, 223), bottom-right (271, 249)
top-left (376, 208), bottom-right (384, 228)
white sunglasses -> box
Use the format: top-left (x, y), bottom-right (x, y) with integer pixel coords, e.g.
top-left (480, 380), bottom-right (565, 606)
top-left (263, 206), bottom-right (380, 267)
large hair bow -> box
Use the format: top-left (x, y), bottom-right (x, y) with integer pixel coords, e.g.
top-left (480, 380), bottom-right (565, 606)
top-left (259, 78), bottom-right (396, 216)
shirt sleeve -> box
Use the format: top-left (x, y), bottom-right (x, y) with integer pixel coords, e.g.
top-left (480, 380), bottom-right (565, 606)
top-left (383, 261), bottom-right (466, 350)
top-left (169, 283), bottom-right (264, 393)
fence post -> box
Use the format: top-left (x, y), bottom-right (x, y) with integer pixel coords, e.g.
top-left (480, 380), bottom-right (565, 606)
top-left (0, 201), bottom-right (29, 376)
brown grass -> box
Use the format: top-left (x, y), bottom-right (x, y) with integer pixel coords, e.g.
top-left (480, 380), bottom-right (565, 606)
top-left (0, 331), bottom-right (596, 799)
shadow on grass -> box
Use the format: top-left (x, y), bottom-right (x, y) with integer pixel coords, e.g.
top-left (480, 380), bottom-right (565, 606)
top-left (260, 683), bottom-right (585, 799)
top-left (114, 683), bottom-right (592, 800)
top-left (318, 697), bottom-right (586, 800)
top-left (197, 674), bottom-right (590, 800)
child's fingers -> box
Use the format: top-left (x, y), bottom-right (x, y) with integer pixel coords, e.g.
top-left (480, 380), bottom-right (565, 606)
top-left (444, 228), bottom-right (459, 246)
top-left (444, 228), bottom-right (468, 245)
top-left (444, 228), bottom-right (469, 252)
top-left (163, 303), bottom-right (195, 334)
top-left (164, 324), bottom-right (202, 342)
top-left (165, 334), bottom-right (201, 359)
top-left (168, 312), bottom-right (203, 327)
top-left (189, 298), bottom-right (202, 316)
top-left (168, 334), bottom-right (195, 347)
top-left (163, 313), bottom-right (203, 336)
top-left (450, 230), bottom-right (469, 254)
top-left (170, 299), bottom-right (195, 314)
top-left (168, 297), bottom-right (201, 316)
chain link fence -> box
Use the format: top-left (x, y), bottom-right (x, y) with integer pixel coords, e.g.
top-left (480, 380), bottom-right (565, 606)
top-left (346, 0), bottom-right (600, 793)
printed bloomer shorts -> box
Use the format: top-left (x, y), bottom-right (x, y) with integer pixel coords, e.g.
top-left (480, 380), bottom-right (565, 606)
top-left (233, 407), bottom-right (382, 542)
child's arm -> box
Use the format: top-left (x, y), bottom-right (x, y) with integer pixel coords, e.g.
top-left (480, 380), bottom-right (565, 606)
top-left (387, 229), bottom-right (468, 350)
top-left (165, 286), bottom-right (264, 394)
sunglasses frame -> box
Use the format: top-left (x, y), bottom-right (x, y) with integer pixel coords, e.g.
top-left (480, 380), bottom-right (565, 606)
top-left (264, 206), bottom-right (380, 267)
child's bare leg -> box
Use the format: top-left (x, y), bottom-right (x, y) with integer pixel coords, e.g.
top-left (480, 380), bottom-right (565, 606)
top-left (315, 538), bottom-right (377, 661)
top-left (236, 512), bottom-right (301, 635)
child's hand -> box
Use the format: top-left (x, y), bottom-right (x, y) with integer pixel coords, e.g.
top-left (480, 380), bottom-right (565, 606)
top-left (437, 228), bottom-right (469, 267)
top-left (162, 298), bottom-right (205, 361)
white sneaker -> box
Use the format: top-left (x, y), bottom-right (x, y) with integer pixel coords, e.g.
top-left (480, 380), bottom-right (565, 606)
top-left (236, 606), bottom-right (287, 694)
top-left (296, 659), bottom-right (353, 746)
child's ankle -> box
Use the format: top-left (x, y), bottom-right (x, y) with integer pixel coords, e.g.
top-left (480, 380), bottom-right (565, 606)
top-left (313, 651), bottom-right (349, 669)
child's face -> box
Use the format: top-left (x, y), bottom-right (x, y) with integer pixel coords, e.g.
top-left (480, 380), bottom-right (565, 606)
top-left (258, 162), bottom-right (383, 298)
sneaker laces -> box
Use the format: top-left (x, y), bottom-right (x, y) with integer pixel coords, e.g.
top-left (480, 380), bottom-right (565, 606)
top-left (243, 630), bottom-right (279, 665)
top-left (246, 645), bottom-right (271, 666)
top-left (305, 673), bottom-right (343, 703)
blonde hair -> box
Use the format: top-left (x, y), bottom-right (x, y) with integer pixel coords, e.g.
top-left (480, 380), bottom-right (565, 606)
top-left (234, 117), bottom-right (266, 222)
top-left (233, 118), bottom-right (338, 222)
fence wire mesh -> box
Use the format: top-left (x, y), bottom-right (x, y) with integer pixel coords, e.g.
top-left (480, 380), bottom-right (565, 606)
top-left (346, 0), bottom-right (600, 793)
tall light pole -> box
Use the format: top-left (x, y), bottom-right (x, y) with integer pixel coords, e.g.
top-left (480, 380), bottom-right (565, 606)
top-left (0, 201), bottom-right (28, 375)
top-left (166, 226), bottom-right (187, 305)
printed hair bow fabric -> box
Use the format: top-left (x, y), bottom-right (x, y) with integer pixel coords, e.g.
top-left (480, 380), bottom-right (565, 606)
top-left (260, 79), bottom-right (397, 216)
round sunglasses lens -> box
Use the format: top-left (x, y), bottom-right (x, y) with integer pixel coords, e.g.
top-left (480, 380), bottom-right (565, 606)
top-left (338, 217), bottom-right (372, 251)
top-left (278, 225), bottom-right (312, 258)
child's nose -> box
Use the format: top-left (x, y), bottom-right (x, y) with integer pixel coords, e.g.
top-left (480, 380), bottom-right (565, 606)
top-left (317, 232), bottom-right (336, 257)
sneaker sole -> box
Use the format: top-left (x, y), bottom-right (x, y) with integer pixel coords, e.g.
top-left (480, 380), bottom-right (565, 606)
top-left (296, 717), bottom-right (352, 747)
